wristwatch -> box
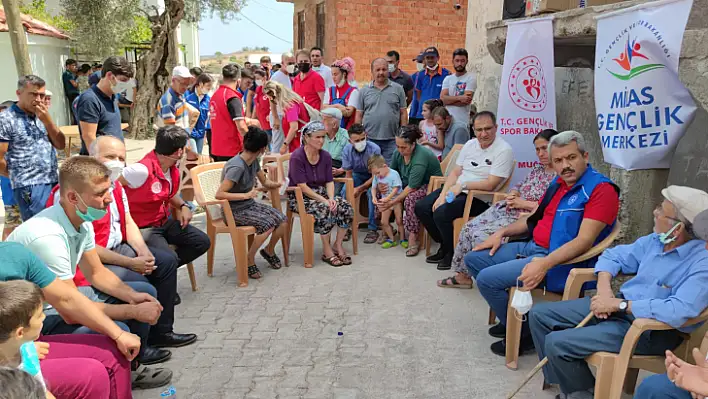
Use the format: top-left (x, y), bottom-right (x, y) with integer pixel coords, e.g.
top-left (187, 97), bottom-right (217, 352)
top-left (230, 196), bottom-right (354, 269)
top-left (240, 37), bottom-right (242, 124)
top-left (618, 300), bottom-right (629, 313)
top-left (180, 202), bottom-right (195, 212)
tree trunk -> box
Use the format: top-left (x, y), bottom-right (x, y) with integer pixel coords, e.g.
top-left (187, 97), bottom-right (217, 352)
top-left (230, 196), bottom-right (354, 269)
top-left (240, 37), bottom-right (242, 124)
top-left (2, 0), bottom-right (32, 76)
top-left (128, 0), bottom-right (185, 140)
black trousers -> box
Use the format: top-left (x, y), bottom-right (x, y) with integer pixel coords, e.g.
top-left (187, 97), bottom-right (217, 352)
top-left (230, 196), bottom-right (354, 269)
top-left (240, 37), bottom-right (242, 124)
top-left (140, 219), bottom-right (211, 269)
top-left (211, 155), bottom-right (232, 162)
top-left (414, 188), bottom-right (489, 256)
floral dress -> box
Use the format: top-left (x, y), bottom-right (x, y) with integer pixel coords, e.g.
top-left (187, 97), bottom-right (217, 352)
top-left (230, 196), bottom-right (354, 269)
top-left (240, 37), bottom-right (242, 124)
top-left (451, 165), bottom-right (557, 274)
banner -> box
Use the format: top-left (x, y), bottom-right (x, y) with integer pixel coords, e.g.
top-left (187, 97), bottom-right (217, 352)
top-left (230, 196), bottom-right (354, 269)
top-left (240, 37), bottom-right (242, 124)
top-left (595, 0), bottom-right (695, 170)
top-left (498, 17), bottom-right (557, 188)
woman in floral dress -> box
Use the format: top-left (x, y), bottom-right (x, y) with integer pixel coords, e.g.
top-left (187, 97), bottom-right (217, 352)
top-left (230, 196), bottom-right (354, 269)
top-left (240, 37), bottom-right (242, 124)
top-left (437, 129), bottom-right (559, 288)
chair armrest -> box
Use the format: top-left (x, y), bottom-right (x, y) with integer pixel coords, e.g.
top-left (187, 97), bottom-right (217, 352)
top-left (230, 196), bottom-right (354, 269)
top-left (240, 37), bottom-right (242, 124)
top-left (567, 223), bottom-right (622, 264)
top-left (562, 268), bottom-right (598, 300)
top-left (265, 187), bottom-right (282, 211)
top-left (458, 190), bottom-right (507, 225)
top-left (287, 186), bottom-right (309, 216)
top-left (429, 176), bottom-right (445, 193)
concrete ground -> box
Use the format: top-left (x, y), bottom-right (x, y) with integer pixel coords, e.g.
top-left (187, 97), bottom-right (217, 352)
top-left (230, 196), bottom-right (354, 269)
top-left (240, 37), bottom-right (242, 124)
top-left (116, 139), bottom-right (643, 399)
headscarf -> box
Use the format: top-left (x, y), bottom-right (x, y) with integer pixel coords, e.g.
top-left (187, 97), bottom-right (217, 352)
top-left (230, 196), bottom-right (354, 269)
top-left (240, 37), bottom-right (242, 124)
top-left (331, 57), bottom-right (356, 82)
top-left (300, 121), bottom-right (326, 146)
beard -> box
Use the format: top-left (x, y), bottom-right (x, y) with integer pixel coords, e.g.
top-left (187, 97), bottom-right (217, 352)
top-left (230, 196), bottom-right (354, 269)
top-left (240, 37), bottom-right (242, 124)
top-left (455, 65), bottom-right (466, 73)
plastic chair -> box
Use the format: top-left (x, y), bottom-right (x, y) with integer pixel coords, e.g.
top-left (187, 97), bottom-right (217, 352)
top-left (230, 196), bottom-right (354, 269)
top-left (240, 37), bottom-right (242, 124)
top-left (190, 162), bottom-right (288, 287)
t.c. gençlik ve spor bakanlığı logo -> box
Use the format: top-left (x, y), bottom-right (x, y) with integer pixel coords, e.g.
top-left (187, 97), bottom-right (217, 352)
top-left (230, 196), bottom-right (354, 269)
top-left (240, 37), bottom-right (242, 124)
top-left (508, 55), bottom-right (547, 112)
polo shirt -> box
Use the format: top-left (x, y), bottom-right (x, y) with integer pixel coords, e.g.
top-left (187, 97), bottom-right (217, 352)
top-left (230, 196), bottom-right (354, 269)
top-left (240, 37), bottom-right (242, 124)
top-left (389, 70), bottom-right (414, 94)
top-left (341, 141), bottom-right (381, 175)
top-left (0, 241), bottom-right (56, 289)
top-left (62, 70), bottom-right (79, 97)
top-left (74, 85), bottom-right (124, 155)
top-left (442, 120), bottom-right (471, 159)
top-left (455, 137), bottom-right (514, 187)
top-left (0, 104), bottom-right (59, 189)
top-left (532, 180), bottom-right (619, 249)
top-left (390, 144), bottom-right (442, 189)
top-left (271, 70), bottom-right (292, 89)
top-left (322, 127), bottom-right (350, 161)
top-left (414, 66), bottom-right (450, 118)
top-left (7, 204), bottom-right (96, 281)
top-left (293, 71), bottom-right (325, 110)
top-left (185, 90), bottom-right (211, 139)
top-left (157, 87), bottom-right (189, 129)
top-left (353, 80), bottom-right (407, 141)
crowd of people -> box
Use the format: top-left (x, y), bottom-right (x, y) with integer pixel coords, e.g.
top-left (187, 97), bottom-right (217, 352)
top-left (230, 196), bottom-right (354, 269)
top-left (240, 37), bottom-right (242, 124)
top-left (0, 44), bottom-right (705, 399)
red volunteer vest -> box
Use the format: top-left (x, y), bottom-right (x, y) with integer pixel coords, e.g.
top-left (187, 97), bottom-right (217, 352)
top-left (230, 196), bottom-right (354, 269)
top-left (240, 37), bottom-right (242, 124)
top-left (254, 86), bottom-right (271, 130)
top-left (329, 82), bottom-right (356, 130)
top-left (210, 84), bottom-right (244, 157)
top-left (123, 150), bottom-right (181, 228)
top-left (45, 182), bottom-right (128, 287)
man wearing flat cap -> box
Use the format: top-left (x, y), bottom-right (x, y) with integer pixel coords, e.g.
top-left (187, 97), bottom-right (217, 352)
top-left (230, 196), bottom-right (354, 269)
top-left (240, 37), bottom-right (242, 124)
top-left (529, 186), bottom-right (708, 399)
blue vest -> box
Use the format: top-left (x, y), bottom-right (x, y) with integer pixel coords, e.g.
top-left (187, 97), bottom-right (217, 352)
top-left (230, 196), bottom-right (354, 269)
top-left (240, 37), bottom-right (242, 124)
top-left (527, 165), bottom-right (619, 292)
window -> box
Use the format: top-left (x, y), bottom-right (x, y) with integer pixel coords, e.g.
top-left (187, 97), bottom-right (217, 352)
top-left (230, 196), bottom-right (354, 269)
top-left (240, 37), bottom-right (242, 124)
top-left (316, 3), bottom-right (325, 49)
top-left (297, 11), bottom-right (305, 49)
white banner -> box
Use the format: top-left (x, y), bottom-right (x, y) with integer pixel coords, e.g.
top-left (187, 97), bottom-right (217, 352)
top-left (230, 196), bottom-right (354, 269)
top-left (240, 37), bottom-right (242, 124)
top-left (595, 0), bottom-right (695, 170)
top-left (498, 17), bottom-right (557, 189)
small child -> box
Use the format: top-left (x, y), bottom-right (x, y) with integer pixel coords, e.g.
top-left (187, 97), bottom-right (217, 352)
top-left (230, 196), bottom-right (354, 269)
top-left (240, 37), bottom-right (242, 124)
top-left (418, 99), bottom-right (444, 160)
top-left (368, 155), bottom-right (403, 249)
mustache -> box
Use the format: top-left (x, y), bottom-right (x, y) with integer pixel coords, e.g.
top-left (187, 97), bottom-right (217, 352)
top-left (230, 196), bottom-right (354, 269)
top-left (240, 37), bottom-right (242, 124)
top-left (561, 167), bottom-right (575, 174)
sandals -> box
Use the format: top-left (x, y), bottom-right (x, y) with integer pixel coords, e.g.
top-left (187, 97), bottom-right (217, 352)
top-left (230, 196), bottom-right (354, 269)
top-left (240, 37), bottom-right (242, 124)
top-left (248, 265), bottom-right (262, 279)
top-left (131, 365), bottom-right (173, 390)
top-left (335, 252), bottom-right (352, 265)
top-left (260, 249), bottom-right (282, 269)
top-left (381, 239), bottom-right (398, 249)
top-left (406, 245), bottom-right (420, 257)
top-left (400, 240), bottom-right (409, 249)
top-left (364, 230), bottom-right (379, 244)
top-left (437, 276), bottom-right (473, 289)
top-left (322, 254), bottom-right (344, 267)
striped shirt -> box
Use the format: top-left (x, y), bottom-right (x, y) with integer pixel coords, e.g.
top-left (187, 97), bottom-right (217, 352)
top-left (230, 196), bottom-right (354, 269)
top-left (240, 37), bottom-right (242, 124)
top-left (156, 87), bottom-right (189, 129)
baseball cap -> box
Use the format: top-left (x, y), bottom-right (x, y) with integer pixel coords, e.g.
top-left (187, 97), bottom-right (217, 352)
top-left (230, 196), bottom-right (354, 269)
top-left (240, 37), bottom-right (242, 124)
top-left (694, 209), bottom-right (708, 241)
top-left (661, 185), bottom-right (708, 224)
top-left (422, 47), bottom-right (440, 58)
top-left (172, 66), bottom-right (191, 79)
top-left (45, 90), bottom-right (53, 97)
top-left (321, 107), bottom-right (342, 121)
top-left (412, 52), bottom-right (424, 63)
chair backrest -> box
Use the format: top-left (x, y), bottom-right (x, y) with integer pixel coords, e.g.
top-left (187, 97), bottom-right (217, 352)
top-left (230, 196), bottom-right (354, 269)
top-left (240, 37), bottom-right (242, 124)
top-left (276, 153), bottom-right (292, 184)
top-left (190, 162), bottom-right (227, 221)
top-left (441, 143), bottom-right (464, 177)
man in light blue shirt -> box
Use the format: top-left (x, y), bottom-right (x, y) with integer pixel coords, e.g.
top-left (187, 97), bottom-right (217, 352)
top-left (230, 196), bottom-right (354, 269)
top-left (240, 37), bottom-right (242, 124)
top-left (529, 185), bottom-right (708, 399)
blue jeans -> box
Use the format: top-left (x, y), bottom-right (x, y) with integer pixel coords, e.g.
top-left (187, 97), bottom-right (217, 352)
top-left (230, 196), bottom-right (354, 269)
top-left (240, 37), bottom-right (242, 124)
top-left (14, 183), bottom-right (55, 221)
top-left (192, 137), bottom-right (204, 154)
top-left (341, 171), bottom-right (376, 231)
top-left (634, 373), bottom-right (692, 399)
top-left (370, 139), bottom-right (396, 164)
top-left (465, 240), bottom-right (549, 333)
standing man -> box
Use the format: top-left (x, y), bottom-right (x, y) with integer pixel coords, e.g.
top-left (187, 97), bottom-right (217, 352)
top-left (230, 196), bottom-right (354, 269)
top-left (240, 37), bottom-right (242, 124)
top-left (413, 47), bottom-right (450, 124)
top-left (62, 59), bottom-right (79, 123)
top-left (293, 49), bottom-right (325, 110)
top-left (354, 58), bottom-right (408, 164)
top-left (260, 55), bottom-right (272, 77)
top-left (441, 48), bottom-right (476, 126)
top-left (386, 50), bottom-right (414, 106)
top-left (88, 63), bottom-right (103, 86)
top-left (311, 47), bottom-right (335, 88)
top-left (0, 75), bottom-right (65, 221)
top-left (408, 52), bottom-right (425, 126)
top-left (156, 66), bottom-right (195, 130)
top-left (74, 56), bottom-right (134, 155)
top-left (272, 52), bottom-right (295, 89)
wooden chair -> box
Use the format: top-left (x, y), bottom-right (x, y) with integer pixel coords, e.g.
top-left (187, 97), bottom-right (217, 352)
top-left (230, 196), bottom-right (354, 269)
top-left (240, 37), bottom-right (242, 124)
top-left (503, 223), bottom-right (622, 370)
top-left (59, 123), bottom-right (128, 158)
top-left (190, 162), bottom-right (288, 287)
top-left (274, 154), bottom-right (358, 268)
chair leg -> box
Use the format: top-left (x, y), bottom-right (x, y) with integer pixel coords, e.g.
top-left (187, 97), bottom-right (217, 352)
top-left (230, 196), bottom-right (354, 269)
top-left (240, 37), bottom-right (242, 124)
top-left (505, 287), bottom-right (521, 370)
top-left (206, 222), bottom-right (216, 277)
top-left (186, 262), bottom-right (198, 291)
top-left (281, 221), bottom-right (290, 267)
top-left (232, 230), bottom-right (249, 287)
top-left (593, 356), bottom-right (615, 399)
top-left (351, 219), bottom-right (359, 255)
top-left (622, 368), bottom-right (639, 395)
top-left (488, 309), bottom-right (497, 325)
top-left (302, 216), bottom-right (315, 268)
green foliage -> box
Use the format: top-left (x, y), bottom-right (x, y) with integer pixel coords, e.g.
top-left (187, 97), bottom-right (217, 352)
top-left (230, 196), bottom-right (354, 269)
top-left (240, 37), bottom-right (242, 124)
top-left (240, 46), bottom-right (269, 52)
top-left (126, 15), bottom-right (152, 44)
top-left (20, 0), bottom-right (75, 32)
top-left (186, 0), bottom-right (247, 22)
top-left (229, 56), bottom-right (237, 62)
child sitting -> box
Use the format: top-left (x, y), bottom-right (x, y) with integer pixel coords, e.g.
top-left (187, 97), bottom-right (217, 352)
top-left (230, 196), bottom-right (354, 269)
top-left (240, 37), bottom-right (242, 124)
top-left (368, 155), bottom-right (403, 249)
top-left (418, 99), bottom-right (444, 160)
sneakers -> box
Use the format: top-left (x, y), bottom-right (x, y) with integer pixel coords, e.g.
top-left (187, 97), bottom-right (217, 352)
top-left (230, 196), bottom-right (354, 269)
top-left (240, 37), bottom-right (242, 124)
top-left (490, 336), bottom-right (536, 357)
top-left (488, 323), bottom-right (506, 339)
top-left (426, 248), bottom-right (446, 264)
top-left (381, 239), bottom-right (398, 249)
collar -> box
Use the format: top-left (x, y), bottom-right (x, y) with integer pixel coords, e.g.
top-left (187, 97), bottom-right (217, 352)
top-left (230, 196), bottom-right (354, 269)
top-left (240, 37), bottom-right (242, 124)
top-left (652, 234), bottom-right (706, 258)
top-left (389, 69), bottom-right (401, 79)
top-left (92, 84), bottom-right (114, 101)
top-left (426, 65), bottom-right (442, 76)
top-left (10, 103), bottom-right (34, 118)
top-left (168, 87), bottom-right (184, 101)
top-left (369, 79), bottom-right (391, 89)
top-left (55, 203), bottom-right (90, 238)
top-left (297, 71), bottom-right (313, 81)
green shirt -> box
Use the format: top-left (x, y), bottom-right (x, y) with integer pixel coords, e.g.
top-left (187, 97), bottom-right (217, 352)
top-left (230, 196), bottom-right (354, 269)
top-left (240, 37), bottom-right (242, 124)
top-left (391, 145), bottom-right (442, 189)
top-left (322, 127), bottom-right (349, 161)
top-left (0, 242), bottom-right (56, 289)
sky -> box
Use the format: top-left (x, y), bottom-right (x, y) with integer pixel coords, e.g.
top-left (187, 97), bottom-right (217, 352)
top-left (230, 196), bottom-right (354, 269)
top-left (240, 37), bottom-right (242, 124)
top-left (199, 0), bottom-right (294, 56)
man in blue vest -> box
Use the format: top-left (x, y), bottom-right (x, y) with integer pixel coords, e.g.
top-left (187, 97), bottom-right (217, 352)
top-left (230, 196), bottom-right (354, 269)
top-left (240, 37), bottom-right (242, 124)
top-left (465, 130), bottom-right (620, 356)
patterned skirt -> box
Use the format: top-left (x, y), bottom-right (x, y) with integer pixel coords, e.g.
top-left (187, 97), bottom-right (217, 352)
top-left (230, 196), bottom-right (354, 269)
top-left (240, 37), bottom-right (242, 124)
top-left (287, 186), bottom-right (353, 235)
top-left (229, 201), bottom-right (286, 235)
top-left (403, 185), bottom-right (429, 236)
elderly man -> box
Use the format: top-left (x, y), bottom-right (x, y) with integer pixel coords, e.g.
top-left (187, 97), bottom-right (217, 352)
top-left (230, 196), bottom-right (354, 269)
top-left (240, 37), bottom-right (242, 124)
top-left (416, 111), bottom-right (512, 270)
top-left (465, 130), bottom-right (620, 357)
top-left (529, 187), bottom-right (708, 399)
top-left (157, 66), bottom-right (200, 131)
top-left (322, 108), bottom-right (350, 170)
top-left (413, 46), bottom-right (450, 122)
top-left (433, 106), bottom-right (470, 159)
top-left (354, 58), bottom-right (408, 164)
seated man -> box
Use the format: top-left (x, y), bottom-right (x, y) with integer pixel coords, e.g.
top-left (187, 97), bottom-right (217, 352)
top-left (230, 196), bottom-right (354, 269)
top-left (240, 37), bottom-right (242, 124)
top-left (120, 125), bottom-right (210, 280)
top-left (6, 156), bottom-right (172, 383)
top-left (466, 130), bottom-right (619, 356)
top-left (341, 123), bottom-right (382, 243)
top-left (417, 111), bottom-right (514, 270)
top-left (530, 186), bottom-right (708, 399)
top-left (46, 135), bottom-right (197, 349)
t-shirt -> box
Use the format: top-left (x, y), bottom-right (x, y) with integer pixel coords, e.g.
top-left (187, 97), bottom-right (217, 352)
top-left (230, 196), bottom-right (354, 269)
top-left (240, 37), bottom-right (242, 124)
top-left (222, 155), bottom-right (260, 211)
top-left (442, 120), bottom-right (471, 159)
top-left (389, 70), bottom-right (414, 95)
top-left (293, 71), bottom-right (325, 110)
top-left (390, 145), bottom-right (442, 189)
top-left (442, 72), bottom-right (477, 125)
top-left (88, 71), bottom-right (102, 86)
top-left (271, 70), bottom-right (293, 89)
top-left (341, 141), bottom-right (381, 174)
top-left (323, 87), bottom-right (360, 108)
top-left (0, 242), bottom-right (56, 289)
top-left (313, 65), bottom-right (335, 89)
top-left (254, 86), bottom-right (271, 130)
top-left (62, 70), bottom-right (79, 97)
top-left (227, 96), bottom-right (245, 121)
top-left (288, 147), bottom-right (333, 189)
top-left (455, 137), bottom-right (514, 189)
top-left (7, 205), bottom-right (96, 281)
top-left (74, 85), bottom-right (124, 155)
top-left (373, 168), bottom-right (402, 196)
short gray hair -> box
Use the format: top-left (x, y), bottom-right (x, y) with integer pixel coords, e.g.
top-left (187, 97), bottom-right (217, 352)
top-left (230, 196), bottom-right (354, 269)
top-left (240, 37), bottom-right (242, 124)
top-left (17, 75), bottom-right (45, 90)
top-left (548, 130), bottom-right (587, 155)
top-left (88, 135), bottom-right (123, 156)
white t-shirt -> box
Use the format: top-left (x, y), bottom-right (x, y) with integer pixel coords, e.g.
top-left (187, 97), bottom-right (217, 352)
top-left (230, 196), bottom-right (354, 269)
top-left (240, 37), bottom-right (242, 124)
top-left (455, 137), bottom-right (514, 189)
top-left (124, 78), bottom-right (137, 102)
top-left (313, 65), bottom-right (335, 88)
top-left (271, 70), bottom-right (292, 89)
top-left (323, 86), bottom-right (361, 109)
top-left (122, 163), bottom-right (173, 192)
top-left (442, 72), bottom-right (477, 125)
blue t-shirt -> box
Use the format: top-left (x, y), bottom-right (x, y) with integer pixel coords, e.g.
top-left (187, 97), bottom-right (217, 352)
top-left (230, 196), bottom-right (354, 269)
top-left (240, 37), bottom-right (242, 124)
top-left (74, 85), bottom-right (124, 155)
top-left (372, 168), bottom-right (402, 196)
top-left (0, 242), bottom-right (56, 289)
top-left (62, 70), bottom-right (79, 97)
top-left (341, 141), bottom-right (381, 175)
top-left (414, 67), bottom-right (451, 119)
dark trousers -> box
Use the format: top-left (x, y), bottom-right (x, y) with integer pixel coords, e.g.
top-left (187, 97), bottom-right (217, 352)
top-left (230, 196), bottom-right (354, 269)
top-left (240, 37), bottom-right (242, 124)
top-left (140, 219), bottom-right (210, 267)
top-left (66, 93), bottom-right (79, 124)
top-left (205, 129), bottom-right (213, 159)
top-left (211, 155), bottom-right (232, 162)
top-left (104, 243), bottom-right (179, 336)
top-left (409, 117), bottom-right (423, 126)
top-left (414, 188), bottom-right (489, 256)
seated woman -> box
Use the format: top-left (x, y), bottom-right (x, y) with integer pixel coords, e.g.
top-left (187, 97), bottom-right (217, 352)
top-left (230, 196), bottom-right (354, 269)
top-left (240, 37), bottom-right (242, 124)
top-left (287, 121), bottom-right (354, 267)
top-left (215, 126), bottom-right (287, 279)
top-left (438, 129), bottom-right (558, 288)
top-left (387, 125), bottom-right (443, 257)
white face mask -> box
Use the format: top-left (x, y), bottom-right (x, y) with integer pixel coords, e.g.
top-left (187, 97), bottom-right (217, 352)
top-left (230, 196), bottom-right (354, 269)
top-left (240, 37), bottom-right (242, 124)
top-left (103, 160), bottom-right (125, 182)
top-left (312, 65), bottom-right (321, 72)
top-left (255, 80), bottom-right (264, 87)
top-left (426, 63), bottom-right (439, 71)
top-left (416, 63), bottom-right (424, 72)
top-left (286, 64), bottom-right (296, 74)
top-left (388, 63), bottom-right (396, 73)
top-left (354, 140), bottom-right (367, 152)
top-left (511, 282), bottom-right (534, 317)
top-left (336, 79), bottom-right (346, 88)
top-left (111, 79), bottom-right (130, 95)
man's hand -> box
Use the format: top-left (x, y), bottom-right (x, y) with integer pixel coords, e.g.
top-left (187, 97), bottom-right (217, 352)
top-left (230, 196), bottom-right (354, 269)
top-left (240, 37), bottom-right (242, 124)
top-left (130, 255), bottom-right (156, 275)
top-left (518, 257), bottom-right (549, 290)
top-left (353, 186), bottom-right (365, 198)
top-left (592, 282), bottom-right (615, 319)
top-left (432, 196), bottom-right (446, 212)
top-left (590, 295), bottom-right (622, 319)
top-left (34, 100), bottom-right (51, 122)
top-left (132, 301), bottom-right (163, 325)
top-left (178, 206), bottom-right (193, 228)
top-left (461, 93), bottom-right (473, 105)
top-left (34, 341), bottom-right (50, 360)
top-left (473, 231), bottom-right (505, 256)
top-left (247, 188), bottom-right (260, 199)
top-left (419, 139), bottom-right (429, 146)
top-left (129, 291), bottom-right (160, 305)
top-left (372, 197), bottom-right (380, 206)
top-left (115, 331), bottom-right (141, 361)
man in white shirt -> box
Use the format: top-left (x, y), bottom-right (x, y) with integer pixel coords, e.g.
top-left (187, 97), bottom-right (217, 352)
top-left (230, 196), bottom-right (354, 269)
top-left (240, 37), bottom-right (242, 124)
top-left (441, 48), bottom-right (477, 125)
top-left (415, 111), bottom-right (514, 270)
top-left (311, 47), bottom-right (335, 88)
top-left (271, 52), bottom-right (295, 90)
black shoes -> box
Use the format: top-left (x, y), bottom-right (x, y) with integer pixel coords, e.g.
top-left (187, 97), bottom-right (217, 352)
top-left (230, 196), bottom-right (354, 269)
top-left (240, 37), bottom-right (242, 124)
top-left (173, 293), bottom-right (181, 306)
top-left (138, 346), bottom-right (172, 365)
top-left (149, 332), bottom-right (198, 348)
top-left (436, 255), bottom-right (452, 270)
top-left (426, 249), bottom-right (446, 264)
top-left (490, 336), bottom-right (536, 357)
top-left (488, 323), bottom-right (506, 339)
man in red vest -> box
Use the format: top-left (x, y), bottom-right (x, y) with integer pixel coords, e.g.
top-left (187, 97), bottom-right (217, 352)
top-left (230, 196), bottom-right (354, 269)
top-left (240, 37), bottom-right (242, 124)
top-left (120, 126), bottom-right (210, 290)
top-left (209, 63), bottom-right (260, 162)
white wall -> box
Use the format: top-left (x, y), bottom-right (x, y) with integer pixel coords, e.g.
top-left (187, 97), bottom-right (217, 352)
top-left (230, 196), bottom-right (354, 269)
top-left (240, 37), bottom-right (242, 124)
top-left (179, 20), bottom-right (200, 68)
top-left (0, 33), bottom-right (71, 126)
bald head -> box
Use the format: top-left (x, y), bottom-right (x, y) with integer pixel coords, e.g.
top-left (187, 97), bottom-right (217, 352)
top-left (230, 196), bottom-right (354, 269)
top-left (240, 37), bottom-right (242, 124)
top-left (89, 136), bottom-right (126, 164)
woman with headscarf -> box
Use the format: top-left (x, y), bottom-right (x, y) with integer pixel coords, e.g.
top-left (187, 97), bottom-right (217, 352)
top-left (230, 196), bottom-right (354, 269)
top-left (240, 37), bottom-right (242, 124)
top-left (323, 57), bottom-right (359, 130)
top-left (263, 80), bottom-right (310, 154)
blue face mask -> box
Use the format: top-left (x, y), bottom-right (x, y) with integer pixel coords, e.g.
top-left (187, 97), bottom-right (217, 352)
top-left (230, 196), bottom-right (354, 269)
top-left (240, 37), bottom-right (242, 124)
top-left (658, 222), bottom-right (682, 244)
top-left (75, 193), bottom-right (107, 222)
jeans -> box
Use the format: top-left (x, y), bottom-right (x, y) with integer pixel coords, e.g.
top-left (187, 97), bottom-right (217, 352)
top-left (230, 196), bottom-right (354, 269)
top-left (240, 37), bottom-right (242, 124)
top-left (370, 138), bottom-right (396, 164)
top-left (42, 281), bottom-right (156, 360)
top-left (104, 243), bottom-right (179, 336)
top-left (634, 373), bottom-right (692, 399)
top-left (530, 297), bottom-right (683, 394)
top-left (341, 171), bottom-right (376, 231)
top-left (192, 137), bottom-right (204, 155)
top-left (14, 182), bottom-right (55, 221)
top-left (140, 218), bottom-right (210, 266)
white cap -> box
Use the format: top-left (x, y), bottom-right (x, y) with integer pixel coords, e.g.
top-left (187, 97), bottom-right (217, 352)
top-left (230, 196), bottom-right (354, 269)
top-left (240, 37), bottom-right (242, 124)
top-left (172, 66), bottom-right (191, 79)
top-left (661, 185), bottom-right (708, 224)
top-left (695, 209), bottom-right (708, 241)
top-left (45, 90), bottom-right (53, 97)
top-left (321, 107), bottom-right (343, 120)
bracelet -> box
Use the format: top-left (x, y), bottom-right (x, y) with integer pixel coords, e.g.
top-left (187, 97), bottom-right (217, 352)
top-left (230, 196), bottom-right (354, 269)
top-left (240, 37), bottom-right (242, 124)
top-left (113, 331), bottom-right (124, 341)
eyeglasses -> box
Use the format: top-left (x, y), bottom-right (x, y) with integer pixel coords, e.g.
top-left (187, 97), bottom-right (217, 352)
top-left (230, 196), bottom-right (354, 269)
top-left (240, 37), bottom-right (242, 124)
top-left (654, 204), bottom-right (681, 222)
top-left (474, 126), bottom-right (494, 134)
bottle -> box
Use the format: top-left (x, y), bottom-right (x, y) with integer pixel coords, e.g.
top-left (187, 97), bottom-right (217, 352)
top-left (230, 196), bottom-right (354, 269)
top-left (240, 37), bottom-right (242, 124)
top-left (160, 386), bottom-right (177, 399)
top-left (445, 191), bottom-right (455, 203)
top-left (19, 341), bottom-right (46, 388)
